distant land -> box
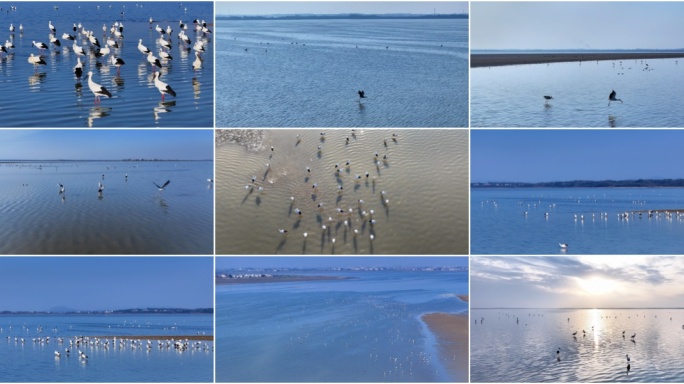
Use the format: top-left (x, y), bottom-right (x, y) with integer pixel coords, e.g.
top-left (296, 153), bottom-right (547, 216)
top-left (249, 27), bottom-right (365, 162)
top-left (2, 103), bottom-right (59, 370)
top-left (0, 308), bottom-right (213, 315)
top-left (218, 13), bottom-right (467, 21)
top-left (217, 266), bottom-right (468, 274)
top-left (472, 179), bottom-right (684, 188)
top-left (0, 159), bottom-right (212, 163)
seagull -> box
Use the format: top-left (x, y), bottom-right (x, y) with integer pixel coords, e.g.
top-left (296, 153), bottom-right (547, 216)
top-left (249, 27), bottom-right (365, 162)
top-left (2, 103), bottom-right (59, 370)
top-left (608, 90), bottom-right (623, 106)
top-left (559, 243), bottom-right (568, 249)
top-left (28, 54), bottom-right (47, 71)
top-left (154, 180), bottom-right (171, 191)
top-left (87, 71), bottom-right (112, 103)
top-left (154, 72), bottom-right (176, 101)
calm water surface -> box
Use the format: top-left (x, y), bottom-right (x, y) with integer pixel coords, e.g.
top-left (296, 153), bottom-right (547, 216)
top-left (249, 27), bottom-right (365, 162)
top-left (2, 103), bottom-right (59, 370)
top-left (216, 269), bottom-right (468, 382)
top-left (216, 19), bottom-right (468, 127)
top-left (472, 308), bottom-right (684, 382)
top-left (0, 314), bottom-right (213, 382)
top-left (0, 2), bottom-right (213, 127)
top-left (471, 58), bottom-right (684, 127)
top-left (0, 160), bottom-right (213, 254)
top-left (471, 187), bottom-right (684, 254)
top-left (216, 129), bottom-right (469, 255)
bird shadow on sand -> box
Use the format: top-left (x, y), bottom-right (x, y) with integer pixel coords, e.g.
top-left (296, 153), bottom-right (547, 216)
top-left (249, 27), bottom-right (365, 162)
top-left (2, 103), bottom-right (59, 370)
top-left (275, 237), bottom-right (287, 253)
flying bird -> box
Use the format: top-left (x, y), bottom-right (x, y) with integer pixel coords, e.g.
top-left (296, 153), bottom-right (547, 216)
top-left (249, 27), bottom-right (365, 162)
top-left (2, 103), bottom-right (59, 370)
top-left (608, 90), bottom-right (623, 106)
top-left (154, 180), bottom-right (171, 190)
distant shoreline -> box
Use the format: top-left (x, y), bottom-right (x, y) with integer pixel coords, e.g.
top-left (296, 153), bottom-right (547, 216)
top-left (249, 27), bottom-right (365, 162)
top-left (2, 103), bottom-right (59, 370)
top-left (216, 275), bottom-right (353, 285)
top-left (472, 179), bottom-right (684, 188)
top-left (217, 14), bottom-right (467, 21)
top-left (471, 52), bottom-right (684, 68)
top-left (87, 335), bottom-right (213, 341)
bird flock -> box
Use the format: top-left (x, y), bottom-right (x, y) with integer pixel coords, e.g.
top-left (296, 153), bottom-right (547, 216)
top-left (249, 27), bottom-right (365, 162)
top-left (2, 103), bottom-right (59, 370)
top-left (1, 4), bottom-right (211, 104)
top-left (240, 130), bottom-right (400, 253)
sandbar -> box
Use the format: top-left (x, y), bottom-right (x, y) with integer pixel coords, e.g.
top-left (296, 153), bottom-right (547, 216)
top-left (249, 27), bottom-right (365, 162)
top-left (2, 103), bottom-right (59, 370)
top-left (422, 312), bottom-right (469, 382)
top-left (471, 52), bottom-right (684, 68)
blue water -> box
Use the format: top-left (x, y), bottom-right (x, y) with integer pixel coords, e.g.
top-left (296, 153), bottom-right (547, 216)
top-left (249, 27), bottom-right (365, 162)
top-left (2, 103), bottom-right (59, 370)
top-left (0, 2), bottom-right (213, 127)
top-left (471, 58), bottom-right (684, 127)
top-left (215, 269), bottom-right (468, 382)
top-left (471, 187), bottom-right (684, 254)
top-left (216, 19), bottom-right (468, 127)
top-left (0, 314), bottom-right (213, 382)
top-left (0, 160), bottom-right (213, 254)
top-left (471, 308), bottom-right (684, 382)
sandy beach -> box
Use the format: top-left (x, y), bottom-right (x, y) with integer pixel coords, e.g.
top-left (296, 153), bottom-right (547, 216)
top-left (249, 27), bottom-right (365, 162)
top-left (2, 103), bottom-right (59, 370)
top-left (422, 312), bottom-right (469, 382)
top-left (471, 52), bottom-right (684, 68)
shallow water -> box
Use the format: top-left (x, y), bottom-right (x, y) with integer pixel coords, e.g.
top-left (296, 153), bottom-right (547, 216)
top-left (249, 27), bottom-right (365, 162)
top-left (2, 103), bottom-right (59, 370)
top-left (215, 269), bottom-right (468, 382)
top-left (215, 19), bottom-right (468, 127)
top-left (0, 314), bottom-right (213, 382)
top-left (471, 308), bottom-right (684, 382)
top-left (215, 129), bottom-right (469, 255)
top-left (0, 160), bottom-right (213, 254)
top-left (471, 58), bottom-right (684, 127)
top-left (0, 2), bottom-right (213, 127)
top-left (471, 187), bottom-right (684, 254)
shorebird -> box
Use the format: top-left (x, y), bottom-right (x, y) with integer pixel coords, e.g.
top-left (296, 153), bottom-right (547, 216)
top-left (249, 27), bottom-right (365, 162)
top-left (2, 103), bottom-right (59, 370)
top-left (147, 51), bottom-right (162, 70)
top-left (608, 90), bottom-right (623, 106)
top-left (87, 71), bottom-right (112, 103)
top-left (111, 55), bottom-right (125, 75)
top-left (153, 180), bottom-right (170, 191)
top-left (49, 21), bottom-right (56, 33)
top-left (158, 48), bottom-right (173, 61)
top-left (138, 39), bottom-right (150, 55)
top-left (28, 54), bottom-right (46, 71)
top-left (153, 72), bottom-right (176, 101)
top-left (74, 57), bottom-right (84, 77)
top-left (32, 41), bottom-right (48, 50)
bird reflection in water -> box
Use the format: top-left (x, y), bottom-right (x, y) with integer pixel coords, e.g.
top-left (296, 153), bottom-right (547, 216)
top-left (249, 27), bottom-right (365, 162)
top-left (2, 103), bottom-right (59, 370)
top-left (193, 78), bottom-right (200, 99)
top-left (87, 106), bottom-right (112, 127)
top-left (28, 72), bottom-right (47, 89)
top-left (153, 101), bottom-right (176, 121)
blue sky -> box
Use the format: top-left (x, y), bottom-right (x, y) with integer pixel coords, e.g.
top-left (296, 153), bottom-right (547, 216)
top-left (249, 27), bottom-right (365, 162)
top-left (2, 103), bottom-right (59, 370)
top-left (0, 130), bottom-right (213, 161)
top-left (217, 2), bottom-right (468, 16)
top-left (217, 256), bottom-right (468, 270)
top-left (472, 2), bottom-right (684, 50)
top-left (471, 130), bottom-right (684, 183)
top-left (0, 257), bottom-right (213, 312)
top-left (472, 256), bottom-right (684, 308)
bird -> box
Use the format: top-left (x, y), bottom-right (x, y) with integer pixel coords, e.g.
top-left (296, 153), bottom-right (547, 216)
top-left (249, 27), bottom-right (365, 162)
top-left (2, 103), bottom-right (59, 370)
top-left (358, 90), bottom-right (366, 100)
top-left (72, 41), bottom-right (85, 56)
top-left (110, 55), bottom-right (125, 75)
top-left (32, 41), bottom-right (49, 50)
top-left (544, 95), bottom-right (553, 104)
top-left (28, 54), bottom-right (47, 71)
top-left (154, 180), bottom-right (171, 191)
top-left (49, 34), bottom-right (61, 48)
top-left (559, 243), bottom-right (568, 249)
top-left (54, 350), bottom-right (61, 358)
top-left (572, 331), bottom-right (577, 336)
top-left (138, 39), bottom-right (151, 55)
top-left (278, 229), bottom-right (287, 235)
top-left (626, 354), bottom-right (630, 362)
top-left (193, 51), bottom-right (202, 70)
top-left (74, 57), bottom-right (84, 78)
top-left (154, 72), bottom-right (176, 101)
top-left (147, 51), bottom-right (162, 70)
top-left (608, 90), bottom-right (623, 106)
top-left (49, 21), bottom-right (56, 33)
top-left (158, 48), bottom-right (173, 61)
top-left (87, 72), bottom-right (112, 103)
top-left (58, 183), bottom-right (65, 193)
top-left (98, 182), bottom-right (104, 193)
top-left (158, 36), bottom-right (171, 50)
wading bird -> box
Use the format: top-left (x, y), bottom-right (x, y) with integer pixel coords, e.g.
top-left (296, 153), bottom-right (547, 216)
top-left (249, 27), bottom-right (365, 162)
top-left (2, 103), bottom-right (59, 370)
top-left (608, 90), bottom-right (623, 106)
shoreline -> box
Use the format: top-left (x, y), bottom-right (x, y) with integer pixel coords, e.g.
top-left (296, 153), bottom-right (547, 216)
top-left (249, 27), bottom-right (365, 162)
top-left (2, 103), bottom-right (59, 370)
top-left (216, 275), bottom-right (352, 285)
top-left (471, 52), bottom-right (684, 68)
top-left (86, 335), bottom-right (213, 341)
top-left (422, 312), bottom-right (469, 382)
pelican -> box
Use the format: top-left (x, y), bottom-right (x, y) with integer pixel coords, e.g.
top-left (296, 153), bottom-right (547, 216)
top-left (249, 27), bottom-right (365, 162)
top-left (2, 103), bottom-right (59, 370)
top-left (608, 90), bottom-right (623, 106)
top-left (87, 72), bottom-right (112, 103)
top-left (153, 72), bottom-right (176, 101)
top-left (154, 180), bottom-right (170, 190)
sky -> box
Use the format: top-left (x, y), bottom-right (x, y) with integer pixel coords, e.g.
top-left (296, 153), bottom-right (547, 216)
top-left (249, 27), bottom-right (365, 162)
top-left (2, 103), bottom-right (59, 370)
top-left (471, 130), bottom-right (684, 183)
top-left (217, 256), bottom-right (468, 269)
top-left (471, 2), bottom-right (684, 50)
top-left (472, 256), bottom-right (684, 309)
top-left (0, 257), bottom-right (213, 312)
top-left (217, 1), bottom-right (468, 16)
top-left (0, 130), bottom-right (213, 161)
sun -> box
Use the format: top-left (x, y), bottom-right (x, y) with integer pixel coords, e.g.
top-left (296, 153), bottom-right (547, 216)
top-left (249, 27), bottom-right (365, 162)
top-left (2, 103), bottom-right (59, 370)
top-left (577, 276), bottom-right (616, 295)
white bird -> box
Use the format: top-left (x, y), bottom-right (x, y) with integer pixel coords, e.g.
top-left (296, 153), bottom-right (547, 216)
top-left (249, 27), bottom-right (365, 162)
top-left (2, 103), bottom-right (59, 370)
top-left (74, 56), bottom-right (84, 77)
top-left (192, 51), bottom-right (202, 70)
top-left (62, 33), bottom-right (75, 41)
top-left (159, 36), bottom-right (171, 50)
top-left (72, 41), bottom-right (85, 56)
top-left (28, 54), bottom-right (47, 71)
top-left (54, 350), bottom-right (61, 358)
top-left (87, 71), bottom-right (112, 103)
top-left (153, 72), bottom-right (176, 101)
top-left (138, 39), bottom-right (150, 55)
top-left (58, 183), bottom-right (65, 193)
top-left (147, 51), bottom-right (162, 70)
top-left (9, 24), bottom-right (15, 33)
top-left (559, 243), bottom-right (569, 249)
top-left (98, 182), bottom-right (104, 193)
top-left (4, 40), bottom-right (14, 50)
top-left (155, 24), bottom-right (165, 35)
top-left (110, 55), bottom-right (125, 75)
top-left (49, 21), bottom-right (56, 33)
top-left (158, 48), bottom-right (173, 61)
top-left (32, 41), bottom-right (48, 50)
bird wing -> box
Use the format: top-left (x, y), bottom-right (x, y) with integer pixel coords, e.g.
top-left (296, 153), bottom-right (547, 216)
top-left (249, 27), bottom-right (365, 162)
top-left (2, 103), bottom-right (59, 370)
top-left (162, 180), bottom-right (170, 188)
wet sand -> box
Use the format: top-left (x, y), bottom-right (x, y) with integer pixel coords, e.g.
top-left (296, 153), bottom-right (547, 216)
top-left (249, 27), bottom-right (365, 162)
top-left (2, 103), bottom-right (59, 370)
top-left (422, 312), bottom-right (469, 382)
top-left (471, 52), bottom-right (684, 68)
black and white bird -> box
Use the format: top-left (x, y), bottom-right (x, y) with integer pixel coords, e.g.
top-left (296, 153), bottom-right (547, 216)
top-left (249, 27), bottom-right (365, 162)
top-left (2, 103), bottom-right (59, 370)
top-left (608, 90), bottom-right (623, 106)
top-left (154, 180), bottom-right (170, 190)
top-left (32, 41), bottom-right (49, 50)
top-left (48, 21), bottom-right (56, 33)
top-left (74, 57), bottom-right (83, 78)
top-left (138, 39), bottom-right (151, 55)
top-left (147, 51), bottom-right (162, 70)
top-left (87, 71), bottom-right (112, 103)
top-left (58, 183), bottom-right (65, 193)
top-left (154, 72), bottom-right (176, 101)
top-left (110, 55), bottom-right (125, 75)
top-left (28, 54), bottom-right (47, 71)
